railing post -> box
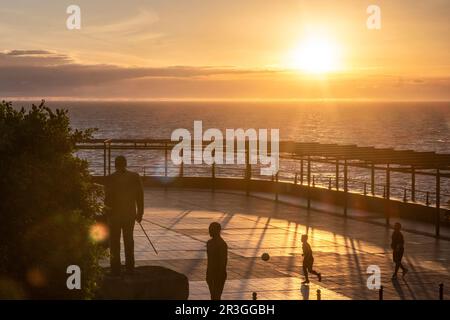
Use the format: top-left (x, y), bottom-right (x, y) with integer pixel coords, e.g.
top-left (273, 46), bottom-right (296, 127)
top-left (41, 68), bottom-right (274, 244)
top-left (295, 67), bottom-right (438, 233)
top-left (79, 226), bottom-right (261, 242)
top-left (426, 192), bottom-right (430, 206)
top-left (294, 173), bottom-right (298, 185)
top-left (379, 286), bottom-right (384, 300)
top-left (312, 175), bottom-right (315, 187)
top-left (411, 166), bottom-right (416, 202)
top-left (439, 283), bottom-right (444, 300)
top-left (364, 182), bottom-right (367, 196)
top-left (403, 188), bottom-right (407, 202)
top-left (328, 177), bottom-right (332, 190)
top-left (316, 289), bottom-right (321, 300)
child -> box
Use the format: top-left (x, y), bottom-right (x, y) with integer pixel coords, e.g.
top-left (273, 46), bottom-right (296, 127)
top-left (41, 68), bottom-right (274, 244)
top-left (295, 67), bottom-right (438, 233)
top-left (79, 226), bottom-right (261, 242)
top-left (391, 222), bottom-right (408, 279)
top-left (301, 234), bottom-right (322, 284)
top-left (206, 222), bottom-right (228, 300)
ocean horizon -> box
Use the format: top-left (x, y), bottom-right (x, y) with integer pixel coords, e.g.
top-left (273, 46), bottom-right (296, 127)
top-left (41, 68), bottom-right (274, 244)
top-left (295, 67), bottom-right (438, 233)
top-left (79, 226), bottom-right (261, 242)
top-left (13, 100), bottom-right (447, 151)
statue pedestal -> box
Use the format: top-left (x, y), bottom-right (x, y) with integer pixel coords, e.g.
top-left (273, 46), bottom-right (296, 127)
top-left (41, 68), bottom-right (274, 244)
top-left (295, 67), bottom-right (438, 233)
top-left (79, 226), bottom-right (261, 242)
top-left (97, 266), bottom-right (189, 300)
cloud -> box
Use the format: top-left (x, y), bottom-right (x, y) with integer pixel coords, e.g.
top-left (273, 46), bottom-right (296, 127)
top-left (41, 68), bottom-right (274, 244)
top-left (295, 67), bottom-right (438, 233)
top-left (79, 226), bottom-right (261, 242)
top-left (1, 49), bottom-right (450, 100)
top-left (84, 9), bottom-right (162, 42)
top-left (5, 50), bottom-right (53, 56)
top-left (0, 50), bottom-right (73, 67)
top-left (0, 49), bottom-right (274, 97)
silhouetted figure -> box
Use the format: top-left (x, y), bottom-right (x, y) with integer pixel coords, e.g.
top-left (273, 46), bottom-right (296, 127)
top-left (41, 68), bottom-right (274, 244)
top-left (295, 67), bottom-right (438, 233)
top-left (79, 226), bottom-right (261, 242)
top-left (105, 156), bottom-right (144, 276)
top-left (206, 222), bottom-right (228, 300)
top-left (391, 222), bottom-right (408, 279)
top-left (301, 234), bottom-right (321, 284)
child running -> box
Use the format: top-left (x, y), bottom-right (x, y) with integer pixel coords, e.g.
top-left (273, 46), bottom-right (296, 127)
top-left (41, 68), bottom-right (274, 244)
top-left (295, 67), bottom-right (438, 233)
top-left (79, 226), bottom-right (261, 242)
top-left (301, 234), bottom-right (322, 284)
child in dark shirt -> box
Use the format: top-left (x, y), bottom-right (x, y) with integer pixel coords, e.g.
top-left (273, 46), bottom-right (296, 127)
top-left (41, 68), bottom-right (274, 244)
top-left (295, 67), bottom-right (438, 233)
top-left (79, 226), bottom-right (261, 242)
top-left (301, 234), bottom-right (322, 284)
top-left (391, 222), bottom-right (408, 279)
top-left (206, 222), bottom-right (228, 300)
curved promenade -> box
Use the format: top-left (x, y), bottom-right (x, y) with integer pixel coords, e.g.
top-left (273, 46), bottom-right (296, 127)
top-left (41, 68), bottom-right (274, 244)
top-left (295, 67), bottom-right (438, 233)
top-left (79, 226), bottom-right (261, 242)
top-left (107, 187), bottom-right (450, 300)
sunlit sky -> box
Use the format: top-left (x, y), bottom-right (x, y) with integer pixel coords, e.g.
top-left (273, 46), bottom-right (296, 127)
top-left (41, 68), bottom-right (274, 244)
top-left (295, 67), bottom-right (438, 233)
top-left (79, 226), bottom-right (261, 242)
top-left (1, 0), bottom-right (449, 100)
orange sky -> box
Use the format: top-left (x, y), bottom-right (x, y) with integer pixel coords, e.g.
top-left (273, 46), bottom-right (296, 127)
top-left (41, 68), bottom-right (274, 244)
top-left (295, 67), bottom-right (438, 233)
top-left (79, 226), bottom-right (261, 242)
top-left (1, 0), bottom-right (449, 100)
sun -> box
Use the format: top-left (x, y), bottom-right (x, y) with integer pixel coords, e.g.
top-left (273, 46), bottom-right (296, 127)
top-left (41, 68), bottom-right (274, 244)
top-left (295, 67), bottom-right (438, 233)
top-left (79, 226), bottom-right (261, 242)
top-left (288, 36), bottom-right (342, 74)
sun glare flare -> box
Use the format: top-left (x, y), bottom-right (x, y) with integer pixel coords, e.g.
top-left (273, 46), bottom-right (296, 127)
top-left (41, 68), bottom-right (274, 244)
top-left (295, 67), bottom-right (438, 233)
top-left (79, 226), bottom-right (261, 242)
top-left (289, 36), bottom-right (342, 74)
top-left (89, 222), bottom-right (109, 242)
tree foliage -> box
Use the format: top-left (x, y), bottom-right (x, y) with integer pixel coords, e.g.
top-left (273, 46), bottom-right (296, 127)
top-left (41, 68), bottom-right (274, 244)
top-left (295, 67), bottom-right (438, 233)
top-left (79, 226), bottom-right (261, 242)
top-left (0, 100), bottom-right (105, 299)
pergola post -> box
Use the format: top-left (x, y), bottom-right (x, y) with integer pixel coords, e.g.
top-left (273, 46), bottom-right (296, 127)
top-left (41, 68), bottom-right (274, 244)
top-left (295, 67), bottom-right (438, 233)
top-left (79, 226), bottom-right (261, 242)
top-left (386, 164), bottom-right (390, 199)
top-left (300, 157), bottom-right (304, 185)
top-left (103, 142), bottom-right (107, 177)
top-left (307, 156), bottom-right (311, 209)
top-left (436, 169), bottom-right (441, 237)
top-left (371, 163), bottom-right (375, 196)
top-left (385, 164), bottom-right (390, 226)
top-left (307, 156), bottom-right (311, 186)
top-left (335, 158), bottom-right (339, 191)
top-left (180, 148), bottom-right (184, 178)
top-left (275, 172), bottom-right (279, 202)
top-left (245, 140), bottom-right (251, 196)
top-left (164, 142), bottom-right (168, 177)
top-left (343, 159), bottom-right (348, 217)
top-left (212, 148), bottom-right (216, 192)
top-left (107, 141), bottom-right (111, 175)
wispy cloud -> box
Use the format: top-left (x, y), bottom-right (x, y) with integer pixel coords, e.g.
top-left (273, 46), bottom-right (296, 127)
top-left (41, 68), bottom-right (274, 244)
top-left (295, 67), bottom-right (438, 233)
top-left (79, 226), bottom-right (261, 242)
top-left (0, 50), bottom-right (73, 67)
top-left (5, 50), bottom-right (53, 56)
top-left (84, 9), bottom-right (162, 42)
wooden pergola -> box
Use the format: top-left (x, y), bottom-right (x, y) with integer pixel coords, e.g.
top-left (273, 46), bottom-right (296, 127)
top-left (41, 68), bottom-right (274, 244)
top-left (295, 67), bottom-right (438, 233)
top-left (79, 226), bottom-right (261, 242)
top-left (281, 142), bottom-right (450, 236)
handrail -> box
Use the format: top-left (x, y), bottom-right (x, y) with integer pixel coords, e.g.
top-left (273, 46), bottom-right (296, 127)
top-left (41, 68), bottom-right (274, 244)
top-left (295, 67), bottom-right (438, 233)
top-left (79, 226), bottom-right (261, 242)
top-left (76, 139), bottom-right (450, 237)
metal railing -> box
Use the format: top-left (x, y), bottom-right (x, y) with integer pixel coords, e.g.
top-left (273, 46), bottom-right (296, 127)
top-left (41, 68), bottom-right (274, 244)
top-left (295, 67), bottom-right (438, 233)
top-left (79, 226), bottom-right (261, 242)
top-left (82, 162), bottom-right (450, 211)
top-left (75, 139), bottom-right (450, 236)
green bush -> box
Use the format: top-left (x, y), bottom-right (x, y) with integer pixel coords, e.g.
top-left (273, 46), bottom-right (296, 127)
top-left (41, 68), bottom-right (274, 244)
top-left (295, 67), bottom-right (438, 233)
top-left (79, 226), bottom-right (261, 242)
top-left (0, 100), bottom-right (105, 299)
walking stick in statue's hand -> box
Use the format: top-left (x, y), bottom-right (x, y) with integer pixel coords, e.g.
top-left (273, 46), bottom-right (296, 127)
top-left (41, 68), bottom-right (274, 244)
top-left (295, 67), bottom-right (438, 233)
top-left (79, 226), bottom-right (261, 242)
top-left (138, 222), bottom-right (158, 255)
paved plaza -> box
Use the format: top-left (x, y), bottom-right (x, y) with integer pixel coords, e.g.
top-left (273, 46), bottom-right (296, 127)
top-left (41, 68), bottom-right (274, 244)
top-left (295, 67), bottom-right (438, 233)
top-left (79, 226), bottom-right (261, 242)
top-left (109, 188), bottom-right (450, 300)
